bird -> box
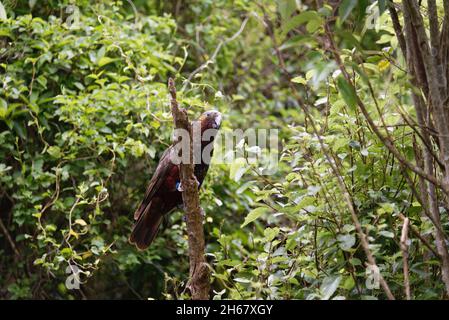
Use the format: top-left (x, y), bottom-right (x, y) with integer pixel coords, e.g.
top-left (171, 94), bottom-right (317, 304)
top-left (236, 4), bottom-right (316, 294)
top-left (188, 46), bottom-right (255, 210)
top-left (129, 110), bottom-right (222, 250)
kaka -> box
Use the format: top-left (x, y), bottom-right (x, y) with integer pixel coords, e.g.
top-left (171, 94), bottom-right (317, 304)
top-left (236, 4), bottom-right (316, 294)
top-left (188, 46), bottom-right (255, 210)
top-left (129, 110), bottom-right (222, 250)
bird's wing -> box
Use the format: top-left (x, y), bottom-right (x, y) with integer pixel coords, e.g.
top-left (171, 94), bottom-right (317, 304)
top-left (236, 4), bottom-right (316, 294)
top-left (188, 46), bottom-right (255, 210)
top-left (133, 145), bottom-right (175, 220)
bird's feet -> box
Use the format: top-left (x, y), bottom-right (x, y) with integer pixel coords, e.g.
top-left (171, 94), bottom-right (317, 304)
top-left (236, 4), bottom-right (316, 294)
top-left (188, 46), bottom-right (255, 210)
top-left (176, 178), bottom-right (200, 192)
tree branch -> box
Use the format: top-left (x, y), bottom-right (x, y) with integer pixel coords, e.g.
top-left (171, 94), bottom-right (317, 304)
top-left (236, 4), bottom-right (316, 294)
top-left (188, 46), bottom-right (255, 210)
top-left (168, 78), bottom-right (210, 300)
top-left (0, 217), bottom-right (19, 257)
top-left (400, 217), bottom-right (411, 300)
top-left (401, 0), bottom-right (449, 295)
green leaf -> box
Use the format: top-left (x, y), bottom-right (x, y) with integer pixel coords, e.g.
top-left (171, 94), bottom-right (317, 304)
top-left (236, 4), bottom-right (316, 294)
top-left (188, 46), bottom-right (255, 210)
top-left (13, 121), bottom-right (27, 140)
top-left (306, 18), bottom-right (322, 33)
top-left (98, 57), bottom-right (119, 67)
top-left (350, 258), bottom-right (362, 266)
top-left (337, 234), bottom-right (355, 251)
top-left (60, 247), bottom-right (73, 258)
top-left (349, 140), bottom-right (361, 149)
top-left (0, 1), bottom-right (7, 20)
top-left (291, 76), bottom-right (307, 85)
top-left (234, 277), bottom-right (251, 284)
top-left (320, 275), bottom-right (341, 300)
top-left (230, 157), bottom-right (248, 182)
top-left (281, 11), bottom-right (321, 36)
top-left (379, 230), bottom-right (394, 238)
top-left (264, 227), bottom-right (280, 242)
top-left (378, 0), bottom-right (387, 14)
top-left (277, 0), bottom-right (297, 21)
top-left (0, 98), bottom-right (7, 119)
top-left (336, 76), bottom-right (357, 110)
top-left (342, 276), bottom-right (355, 290)
top-left (357, 0), bottom-right (370, 18)
top-left (241, 206), bottom-right (269, 227)
top-left (74, 219), bottom-right (87, 226)
top-left (47, 146), bottom-right (62, 158)
top-left (288, 196), bottom-right (315, 213)
top-left (339, 0), bottom-right (357, 24)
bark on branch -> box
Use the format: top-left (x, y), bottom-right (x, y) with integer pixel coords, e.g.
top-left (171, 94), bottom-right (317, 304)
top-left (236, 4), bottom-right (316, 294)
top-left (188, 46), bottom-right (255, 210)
top-left (0, 217), bottom-right (19, 257)
top-left (400, 217), bottom-right (411, 300)
top-left (168, 78), bottom-right (210, 300)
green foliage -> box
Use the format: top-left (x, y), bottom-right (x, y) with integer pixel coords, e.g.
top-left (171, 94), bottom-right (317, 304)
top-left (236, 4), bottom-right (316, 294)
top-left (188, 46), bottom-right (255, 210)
top-left (0, 0), bottom-right (183, 298)
top-left (1, 0), bottom-right (448, 300)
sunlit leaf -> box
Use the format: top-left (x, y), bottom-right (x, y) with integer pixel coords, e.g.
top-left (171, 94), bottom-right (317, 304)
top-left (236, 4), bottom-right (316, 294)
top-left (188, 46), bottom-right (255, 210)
top-left (241, 206), bottom-right (270, 227)
top-left (320, 276), bottom-right (341, 300)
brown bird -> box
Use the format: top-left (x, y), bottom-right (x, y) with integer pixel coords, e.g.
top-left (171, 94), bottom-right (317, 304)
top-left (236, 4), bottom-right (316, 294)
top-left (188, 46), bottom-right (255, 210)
top-left (129, 110), bottom-right (222, 250)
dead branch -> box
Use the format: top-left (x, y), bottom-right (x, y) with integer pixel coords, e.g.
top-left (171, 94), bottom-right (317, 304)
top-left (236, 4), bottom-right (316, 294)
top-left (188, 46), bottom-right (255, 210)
top-left (399, 214), bottom-right (439, 258)
top-left (168, 78), bottom-right (210, 300)
top-left (400, 217), bottom-right (411, 300)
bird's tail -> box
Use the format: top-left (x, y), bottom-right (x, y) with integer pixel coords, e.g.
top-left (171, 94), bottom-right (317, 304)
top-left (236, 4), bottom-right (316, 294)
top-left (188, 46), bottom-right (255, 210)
top-left (129, 205), bottom-right (163, 250)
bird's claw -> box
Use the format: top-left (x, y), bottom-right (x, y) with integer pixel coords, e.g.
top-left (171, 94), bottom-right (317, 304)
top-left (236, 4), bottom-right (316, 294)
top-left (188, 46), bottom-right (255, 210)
top-left (176, 181), bottom-right (184, 192)
top-left (177, 179), bottom-right (200, 192)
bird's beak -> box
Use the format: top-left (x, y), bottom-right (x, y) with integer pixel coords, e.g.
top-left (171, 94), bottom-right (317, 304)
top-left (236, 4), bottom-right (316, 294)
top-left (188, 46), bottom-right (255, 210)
top-left (213, 113), bottom-right (222, 129)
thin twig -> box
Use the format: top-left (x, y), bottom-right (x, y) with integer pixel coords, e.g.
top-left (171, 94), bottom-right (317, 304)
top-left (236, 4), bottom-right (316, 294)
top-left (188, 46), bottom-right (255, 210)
top-left (181, 16), bottom-right (249, 91)
top-left (399, 213), bottom-right (440, 259)
top-left (400, 217), bottom-right (411, 300)
top-left (0, 218), bottom-right (20, 257)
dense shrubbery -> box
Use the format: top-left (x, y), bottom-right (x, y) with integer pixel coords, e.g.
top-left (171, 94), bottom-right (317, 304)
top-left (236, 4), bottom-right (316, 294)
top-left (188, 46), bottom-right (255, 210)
top-left (1, 0), bottom-right (449, 300)
top-left (0, 1), bottom-right (184, 298)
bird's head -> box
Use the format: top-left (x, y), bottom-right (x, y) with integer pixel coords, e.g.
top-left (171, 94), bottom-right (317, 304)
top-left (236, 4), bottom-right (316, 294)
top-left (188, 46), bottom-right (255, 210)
top-left (198, 110), bottom-right (222, 130)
